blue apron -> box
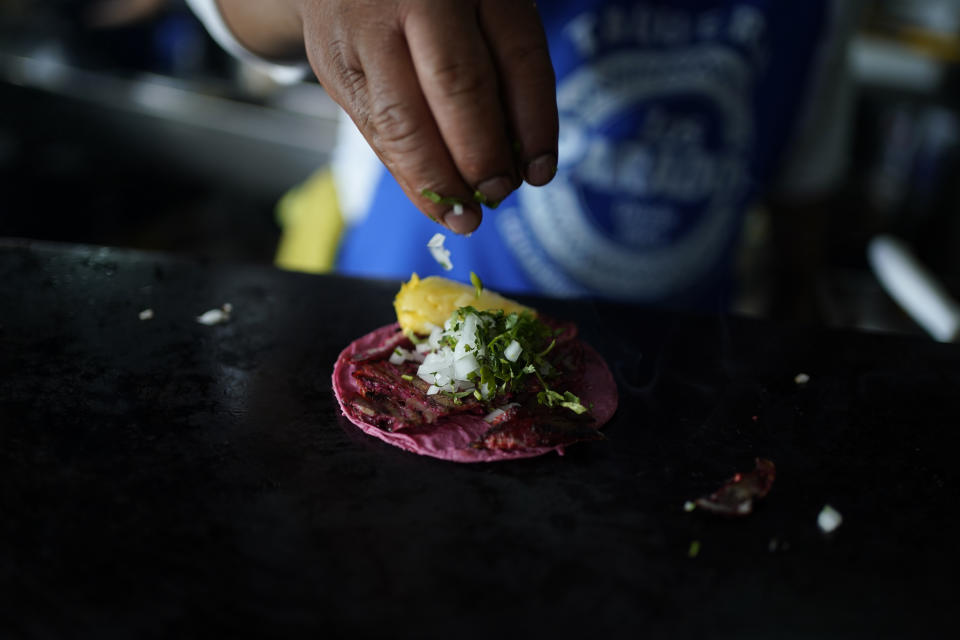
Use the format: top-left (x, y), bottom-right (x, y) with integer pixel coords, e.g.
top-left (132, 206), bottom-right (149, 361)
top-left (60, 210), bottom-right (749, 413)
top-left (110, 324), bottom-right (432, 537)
top-left (337, 0), bottom-right (830, 310)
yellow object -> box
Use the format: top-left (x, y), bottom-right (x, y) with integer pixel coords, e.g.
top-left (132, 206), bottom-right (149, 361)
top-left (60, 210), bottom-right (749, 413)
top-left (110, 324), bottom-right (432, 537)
top-left (394, 274), bottom-right (535, 335)
top-left (274, 169), bottom-right (344, 273)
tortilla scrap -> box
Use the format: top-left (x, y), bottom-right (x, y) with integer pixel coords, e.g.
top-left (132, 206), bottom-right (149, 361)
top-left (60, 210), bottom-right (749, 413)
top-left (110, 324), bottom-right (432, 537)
top-left (691, 457), bottom-right (776, 516)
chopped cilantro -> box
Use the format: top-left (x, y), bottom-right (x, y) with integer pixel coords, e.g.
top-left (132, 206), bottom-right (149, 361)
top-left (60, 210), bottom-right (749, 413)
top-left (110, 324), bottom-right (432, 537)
top-left (430, 306), bottom-right (587, 415)
top-left (537, 339), bottom-right (556, 358)
top-left (472, 190), bottom-right (502, 209)
top-left (536, 388), bottom-right (588, 415)
top-left (404, 329), bottom-right (426, 345)
top-left (421, 188), bottom-right (465, 207)
top-left (470, 271), bottom-right (483, 299)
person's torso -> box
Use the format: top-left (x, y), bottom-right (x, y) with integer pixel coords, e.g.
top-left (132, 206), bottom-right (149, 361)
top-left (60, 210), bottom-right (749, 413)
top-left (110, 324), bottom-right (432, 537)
top-left (336, 0), bottom-right (833, 309)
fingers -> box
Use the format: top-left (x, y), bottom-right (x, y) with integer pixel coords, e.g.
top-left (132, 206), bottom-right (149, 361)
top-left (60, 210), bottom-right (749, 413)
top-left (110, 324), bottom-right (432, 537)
top-left (359, 28), bottom-right (485, 233)
top-left (305, 13), bottom-right (481, 234)
top-left (478, 0), bottom-right (558, 186)
top-left (404, 1), bottom-right (520, 206)
top-left (301, 0), bottom-right (558, 236)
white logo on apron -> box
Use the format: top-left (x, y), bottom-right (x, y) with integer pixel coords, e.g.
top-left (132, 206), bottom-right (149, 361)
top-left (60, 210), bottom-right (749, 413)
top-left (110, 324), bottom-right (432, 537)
top-left (508, 45), bottom-right (754, 299)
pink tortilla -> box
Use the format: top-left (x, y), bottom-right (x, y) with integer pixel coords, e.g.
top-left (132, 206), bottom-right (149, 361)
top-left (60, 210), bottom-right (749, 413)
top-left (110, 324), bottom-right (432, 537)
top-left (332, 323), bottom-right (618, 462)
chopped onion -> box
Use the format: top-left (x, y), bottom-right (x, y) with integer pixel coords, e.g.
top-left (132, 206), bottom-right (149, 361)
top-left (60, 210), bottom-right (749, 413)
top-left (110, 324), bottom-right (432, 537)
top-left (453, 314), bottom-right (481, 361)
top-left (419, 351), bottom-right (453, 375)
top-left (453, 353), bottom-right (479, 379)
top-left (197, 303), bottom-right (232, 326)
top-left (355, 402), bottom-right (376, 416)
top-left (483, 403), bottom-right (520, 423)
top-left (389, 346), bottom-right (423, 365)
top-left (427, 233), bottom-right (453, 271)
top-left (414, 310), bottom-right (486, 394)
top-left (817, 505), bottom-right (843, 533)
top-left (504, 339), bottom-right (522, 362)
top-left (427, 326), bottom-right (444, 351)
top-left (484, 409), bottom-right (504, 423)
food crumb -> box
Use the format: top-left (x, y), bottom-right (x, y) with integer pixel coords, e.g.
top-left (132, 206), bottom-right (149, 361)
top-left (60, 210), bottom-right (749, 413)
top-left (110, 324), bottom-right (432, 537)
top-left (196, 303), bottom-right (233, 326)
top-left (817, 504), bottom-right (843, 533)
top-left (768, 537), bottom-right (790, 552)
top-left (794, 372), bottom-right (811, 385)
top-left (138, 308), bottom-right (154, 321)
top-left (688, 540), bottom-right (701, 558)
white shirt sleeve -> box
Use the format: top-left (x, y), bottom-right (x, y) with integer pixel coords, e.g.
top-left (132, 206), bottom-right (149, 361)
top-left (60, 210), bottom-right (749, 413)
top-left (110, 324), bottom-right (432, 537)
top-left (184, 0), bottom-right (310, 84)
top-left (185, 0), bottom-right (384, 224)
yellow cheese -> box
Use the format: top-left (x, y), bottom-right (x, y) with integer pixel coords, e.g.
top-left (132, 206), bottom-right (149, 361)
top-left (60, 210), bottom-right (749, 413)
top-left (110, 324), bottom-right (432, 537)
top-left (394, 274), bottom-right (534, 335)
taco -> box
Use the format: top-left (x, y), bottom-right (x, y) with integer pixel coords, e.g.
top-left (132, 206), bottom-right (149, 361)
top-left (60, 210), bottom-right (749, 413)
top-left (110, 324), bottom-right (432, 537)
top-left (332, 275), bottom-right (618, 462)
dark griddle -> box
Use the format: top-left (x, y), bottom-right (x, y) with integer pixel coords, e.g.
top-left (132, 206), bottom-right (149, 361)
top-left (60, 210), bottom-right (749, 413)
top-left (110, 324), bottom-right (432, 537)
top-left (1, 240), bottom-right (957, 637)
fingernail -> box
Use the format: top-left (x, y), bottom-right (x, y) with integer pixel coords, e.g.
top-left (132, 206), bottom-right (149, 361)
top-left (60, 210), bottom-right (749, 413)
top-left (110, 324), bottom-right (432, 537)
top-left (443, 206), bottom-right (481, 235)
top-left (476, 175), bottom-right (514, 206)
top-left (525, 154), bottom-right (558, 187)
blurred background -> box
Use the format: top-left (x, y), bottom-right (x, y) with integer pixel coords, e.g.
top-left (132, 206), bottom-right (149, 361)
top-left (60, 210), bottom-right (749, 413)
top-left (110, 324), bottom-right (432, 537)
top-left (0, 0), bottom-right (339, 264)
top-left (3, 0), bottom-right (960, 338)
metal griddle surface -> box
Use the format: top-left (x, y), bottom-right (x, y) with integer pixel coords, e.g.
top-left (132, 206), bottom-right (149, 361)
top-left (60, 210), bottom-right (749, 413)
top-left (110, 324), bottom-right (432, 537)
top-left (1, 241), bottom-right (957, 637)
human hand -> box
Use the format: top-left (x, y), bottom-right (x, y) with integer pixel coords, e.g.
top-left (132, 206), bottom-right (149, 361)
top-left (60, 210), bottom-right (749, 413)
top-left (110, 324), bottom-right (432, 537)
top-left (296, 0), bottom-right (558, 234)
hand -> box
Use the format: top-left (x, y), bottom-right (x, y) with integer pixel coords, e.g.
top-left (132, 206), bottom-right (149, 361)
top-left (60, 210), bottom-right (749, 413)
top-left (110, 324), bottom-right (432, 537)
top-left (219, 0), bottom-right (559, 234)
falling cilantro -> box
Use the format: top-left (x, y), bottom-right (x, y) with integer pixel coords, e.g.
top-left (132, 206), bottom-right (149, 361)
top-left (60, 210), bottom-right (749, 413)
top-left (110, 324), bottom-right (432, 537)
top-left (470, 271), bottom-right (483, 299)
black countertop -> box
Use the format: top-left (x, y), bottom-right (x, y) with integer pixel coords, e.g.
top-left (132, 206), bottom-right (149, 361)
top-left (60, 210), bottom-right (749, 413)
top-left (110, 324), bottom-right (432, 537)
top-left (1, 240), bottom-right (957, 637)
